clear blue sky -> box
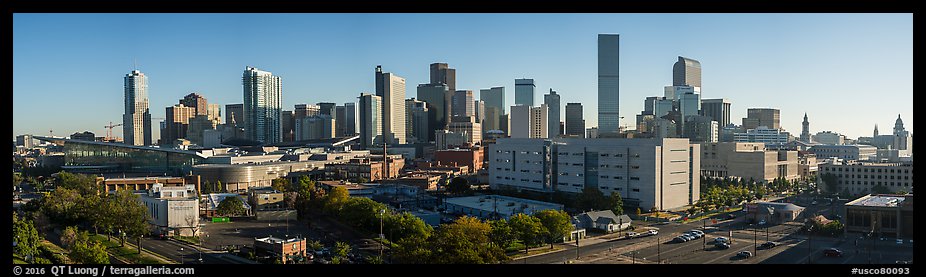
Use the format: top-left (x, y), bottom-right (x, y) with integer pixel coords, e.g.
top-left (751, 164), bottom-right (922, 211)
top-left (13, 13), bottom-right (912, 140)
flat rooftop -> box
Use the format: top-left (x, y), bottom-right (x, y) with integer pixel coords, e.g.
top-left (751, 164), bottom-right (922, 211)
top-left (255, 236), bottom-right (304, 244)
top-left (444, 195), bottom-right (562, 215)
top-left (846, 194), bottom-right (908, 208)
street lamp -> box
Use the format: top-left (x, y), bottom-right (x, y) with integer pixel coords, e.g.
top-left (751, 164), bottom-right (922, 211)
top-left (179, 247), bottom-right (185, 264)
top-left (807, 225), bottom-right (813, 264)
top-left (379, 209), bottom-right (385, 258)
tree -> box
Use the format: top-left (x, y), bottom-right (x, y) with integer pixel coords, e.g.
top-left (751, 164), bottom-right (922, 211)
top-left (870, 184), bottom-right (892, 194)
top-left (14, 172), bottom-right (23, 188)
top-left (635, 207), bottom-right (642, 216)
top-left (307, 240), bottom-right (324, 251)
top-left (54, 172), bottom-right (99, 195)
top-left (534, 210), bottom-right (572, 249)
top-left (394, 236), bottom-right (432, 264)
top-left (331, 241), bottom-right (351, 264)
top-left (447, 177), bottom-right (471, 195)
top-left (385, 212), bottom-right (433, 242)
top-left (323, 186), bottom-right (350, 215)
top-left (217, 195), bottom-right (247, 216)
top-left (576, 187), bottom-right (608, 212)
top-left (13, 213), bottom-right (41, 260)
top-left (271, 178), bottom-right (290, 193)
top-left (508, 214), bottom-right (542, 253)
top-left (340, 197), bottom-right (388, 230)
top-left (200, 181), bottom-right (213, 195)
top-left (608, 192), bottom-right (625, 215)
top-left (109, 190), bottom-right (148, 252)
top-left (488, 219), bottom-right (515, 250)
top-left (67, 234), bottom-right (109, 264)
top-left (428, 216), bottom-right (507, 264)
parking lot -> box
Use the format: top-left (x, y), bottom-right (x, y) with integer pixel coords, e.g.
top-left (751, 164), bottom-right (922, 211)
top-left (200, 217), bottom-right (316, 251)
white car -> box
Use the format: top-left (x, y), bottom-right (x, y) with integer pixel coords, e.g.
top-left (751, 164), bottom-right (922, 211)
top-left (645, 229), bottom-right (658, 236)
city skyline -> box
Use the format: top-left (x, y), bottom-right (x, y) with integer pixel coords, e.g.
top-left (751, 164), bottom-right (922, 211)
top-left (13, 13), bottom-right (912, 140)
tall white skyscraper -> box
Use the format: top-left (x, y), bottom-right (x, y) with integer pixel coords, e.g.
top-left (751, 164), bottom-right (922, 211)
top-left (544, 89), bottom-right (561, 138)
top-left (375, 65), bottom-right (406, 145)
top-left (123, 70), bottom-right (152, 146)
top-left (598, 34), bottom-right (620, 134)
top-left (515, 79), bottom-right (535, 107)
top-left (242, 66), bottom-right (283, 144)
top-left (359, 93), bottom-right (382, 149)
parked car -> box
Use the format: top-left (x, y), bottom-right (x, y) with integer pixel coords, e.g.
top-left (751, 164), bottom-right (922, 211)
top-left (715, 242), bottom-right (731, 250)
top-left (760, 242), bottom-right (778, 249)
top-left (644, 229), bottom-right (658, 236)
top-left (714, 237), bottom-right (729, 244)
top-left (727, 213), bottom-right (737, 219)
top-left (737, 251), bottom-right (753, 258)
top-left (673, 236), bottom-right (688, 243)
top-left (625, 232), bottom-right (638, 238)
top-left (823, 248), bottom-right (843, 257)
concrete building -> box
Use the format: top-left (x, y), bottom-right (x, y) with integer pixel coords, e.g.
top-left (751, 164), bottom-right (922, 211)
top-left (452, 90), bottom-right (474, 117)
top-left (242, 66), bottom-right (283, 144)
top-left (684, 115), bottom-right (718, 143)
top-left (798, 154), bottom-right (818, 180)
top-left (489, 138), bottom-right (700, 211)
top-left (701, 98), bottom-right (731, 128)
top-left (544, 89), bottom-right (561, 138)
top-left (813, 131), bottom-right (846, 145)
top-left (71, 131), bottom-right (96, 141)
top-left (565, 103), bottom-right (585, 138)
top-left (673, 56), bottom-right (702, 88)
top-left (742, 108), bottom-right (780, 130)
top-left (809, 144), bottom-right (878, 161)
top-left (99, 176), bottom-right (201, 194)
top-left (325, 156), bottom-right (405, 182)
top-left (434, 147), bottom-right (484, 174)
top-left (443, 195), bottom-right (563, 220)
top-left (700, 142), bottom-right (800, 183)
top-left (844, 194), bottom-right (912, 239)
top-left (435, 130), bottom-right (470, 150)
top-left (509, 105), bottom-right (531, 139)
top-left (734, 126), bottom-right (791, 145)
top-left (448, 116), bottom-right (482, 146)
top-left (817, 160), bottom-right (913, 196)
top-left (16, 134), bottom-right (34, 149)
top-left (417, 83), bottom-right (450, 141)
top-left (187, 115), bottom-right (219, 146)
top-left (358, 93), bottom-right (382, 149)
top-left (598, 34), bottom-right (620, 135)
top-left (892, 114), bottom-right (912, 151)
top-left (124, 70), bottom-right (152, 146)
top-left (514, 78), bottom-right (535, 107)
top-left (405, 98), bottom-right (429, 144)
top-left (586, 127), bottom-right (599, 139)
top-left (474, 100), bottom-right (485, 127)
top-left (375, 66), bottom-right (406, 145)
top-left (297, 115), bottom-right (335, 141)
top-left (248, 187), bottom-right (286, 211)
top-left (254, 236), bottom-right (307, 264)
top-left (138, 183), bottom-right (199, 236)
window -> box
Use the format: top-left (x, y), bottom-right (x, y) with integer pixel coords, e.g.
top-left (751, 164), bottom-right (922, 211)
top-left (630, 177), bottom-right (640, 180)
top-left (632, 188), bottom-right (640, 192)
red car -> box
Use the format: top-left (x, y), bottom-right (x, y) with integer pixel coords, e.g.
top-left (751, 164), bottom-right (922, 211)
top-left (823, 248), bottom-right (843, 257)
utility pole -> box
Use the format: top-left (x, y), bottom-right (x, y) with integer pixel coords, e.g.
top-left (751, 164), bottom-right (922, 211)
top-left (703, 218), bottom-right (706, 250)
top-left (657, 237), bottom-right (661, 264)
top-left (807, 225), bottom-right (813, 264)
top-left (753, 225), bottom-right (758, 255)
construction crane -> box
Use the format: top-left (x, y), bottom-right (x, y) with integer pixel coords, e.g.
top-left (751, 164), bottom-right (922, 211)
top-left (104, 122), bottom-right (123, 141)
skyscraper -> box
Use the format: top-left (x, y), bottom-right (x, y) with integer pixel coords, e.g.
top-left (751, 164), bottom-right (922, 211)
top-left (452, 90), bottom-right (475, 117)
top-left (417, 83), bottom-right (450, 142)
top-left (474, 100), bottom-right (485, 127)
top-left (429, 62), bottom-right (456, 92)
top-left (181, 93), bottom-right (209, 116)
top-left (510, 104), bottom-right (548, 139)
top-left (375, 65), bottom-right (406, 145)
top-left (242, 66), bottom-right (282, 144)
top-left (544, 89), bottom-right (561, 138)
top-left (742, 108), bottom-right (780, 130)
top-left (514, 79), bottom-right (535, 107)
top-left (282, 110), bottom-right (295, 142)
top-left (123, 70), bottom-right (152, 146)
top-left (480, 86), bottom-right (506, 133)
top-left (673, 56), bottom-right (702, 88)
top-left (700, 98), bottom-right (731, 127)
top-left (225, 104), bottom-right (243, 127)
top-left (317, 102), bottom-right (337, 117)
top-left (335, 103), bottom-right (357, 137)
top-left (598, 34), bottom-right (620, 134)
top-left (162, 104), bottom-right (194, 145)
top-left (405, 98), bottom-right (428, 143)
top-left (800, 113), bottom-right (811, 143)
top-left (565, 103), bottom-right (585, 138)
top-left (358, 93), bottom-right (382, 149)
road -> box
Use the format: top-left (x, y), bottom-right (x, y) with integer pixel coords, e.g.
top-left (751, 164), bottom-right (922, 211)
top-left (141, 237), bottom-right (243, 264)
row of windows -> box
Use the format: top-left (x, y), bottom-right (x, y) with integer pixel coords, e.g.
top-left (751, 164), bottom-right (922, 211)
top-left (824, 167), bottom-right (910, 174)
top-left (840, 180), bottom-right (911, 187)
top-left (833, 174), bottom-right (910, 180)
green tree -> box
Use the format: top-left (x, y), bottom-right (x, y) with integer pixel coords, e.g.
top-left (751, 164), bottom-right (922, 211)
top-left (608, 192), bottom-right (624, 215)
top-left (488, 219), bottom-right (515, 250)
top-left (534, 210), bottom-right (572, 249)
top-left (13, 213), bottom-right (41, 260)
top-left (215, 180), bottom-right (224, 192)
top-left (271, 178), bottom-right (290, 193)
top-left (385, 212), bottom-right (433, 242)
top-left (331, 241), bottom-right (351, 264)
top-left (447, 177), bottom-right (471, 195)
top-left (68, 238), bottom-right (109, 264)
top-left (109, 190), bottom-right (149, 252)
top-left (394, 236), bottom-right (432, 263)
top-left (508, 213), bottom-right (542, 253)
top-left (14, 172), bottom-right (24, 188)
top-left (635, 207), bottom-right (642, 216)
top-left (217, 195), bottom-right (247, 216)
top-left (576, 187), bottom-right (608, 212)
top-left (307, 240), bottom-right (324, 251)
top-left (428, 216), bottom-right (507, 264)
top-left (200, 181), bottom-right (213, 195)
top-left (341, 197), bottom-right (389, 230)
top-left (54, 172), bottom-right (99, 195)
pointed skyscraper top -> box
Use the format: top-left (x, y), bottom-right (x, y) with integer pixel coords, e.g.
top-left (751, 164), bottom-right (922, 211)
top-left (874, 124), bottom-right (879, 137)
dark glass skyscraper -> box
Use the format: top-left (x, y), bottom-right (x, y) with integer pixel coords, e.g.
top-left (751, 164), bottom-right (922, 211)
top-left (598, 34), bottom-right (620, 134)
